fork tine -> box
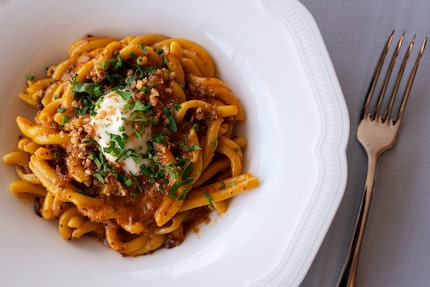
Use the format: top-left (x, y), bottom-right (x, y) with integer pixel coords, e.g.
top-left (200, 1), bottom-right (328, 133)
top-left (395, 37), bottom-right (427, 122)
top-left (384, 35), bottom-right (415, 120)
top-left (339, 32), bottom-right (426, 287)
top-left (374, 32), bottom-right (405, 116)
top-left (362, 30), bottom-right (395, 118)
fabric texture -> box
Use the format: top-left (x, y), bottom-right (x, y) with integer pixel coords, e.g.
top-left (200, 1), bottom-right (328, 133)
top-left (299, 0), bottom-right (430, 286)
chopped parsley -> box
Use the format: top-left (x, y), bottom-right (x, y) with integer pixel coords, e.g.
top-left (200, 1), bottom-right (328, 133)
top-left (203, 191), bottom-right (214, 209)
top-left (179, 139), bottom-right (202, 152)
top-left (168, 177), bottom-right (193, 200)
top-left (68, 46), bottom-right (207, 201)
top-left (59, 115), bottom-right (70, 129)
top-left (115, 89), bottom-right (132, 101)
top-left (71, 81), bottom-right (104, 116)
top-left (211, 139), bottom-right (219, 153)
top-left (162, 106), bottom-right (177, 132)
top-left (139, 43), bottom-right (147, 53)
top-left (152, 132), bottom-right (166, 144)
top-left (87, 140), bottom-right (143, 191)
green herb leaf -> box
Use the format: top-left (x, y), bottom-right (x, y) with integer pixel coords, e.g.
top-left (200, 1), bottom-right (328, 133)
top-left (130, 101), bottom-right (152, 114)
top-left (93, 172), bottom-right (105, 183)
top-left (101, 61), bottom-right (109, 71)
top-left (62, 115), bottom-right (70, 124)
top-left (126, 75), bottom-right (137, 86)
top-left (181, 161), bottom-right (193, 180)
top-left (169, 177), bottom-right (193, 200)
top-left (115, 89), bottom-right (132, 101)
top-left (59, 115), bottom-right (70, 128)
top-left (162, 107), bottom-right (177, 132)
top-left (71, 74), bottom-right (78, 82)
top-left (141, 86), bottom-right (150, 94)
top-left (152, 132), bottom-right (166, 144)
top-left (203, 191), bottom-right (214, 209)
top-left (211, 139), bottom-right (219, 153)
top-left (139, 44), bottom-right (147, 53)
top-left (192, 123), bottom-right (199, 131)
top-left (71, 82), bottom-right (103, 98)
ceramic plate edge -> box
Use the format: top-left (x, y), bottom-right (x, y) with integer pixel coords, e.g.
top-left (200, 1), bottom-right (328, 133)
top-left (252, 0), bottom-right (349, 286)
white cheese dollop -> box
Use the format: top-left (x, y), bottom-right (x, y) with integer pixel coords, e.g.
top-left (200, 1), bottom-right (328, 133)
top-left (90, 90), bottom-right (151, 175)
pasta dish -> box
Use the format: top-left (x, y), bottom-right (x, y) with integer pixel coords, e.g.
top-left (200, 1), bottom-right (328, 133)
top-left (2, 34), bottom-right (259, 256)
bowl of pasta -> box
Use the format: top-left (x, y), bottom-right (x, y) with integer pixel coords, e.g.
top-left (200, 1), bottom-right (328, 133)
top-left (0, 0), bottom-right (349, 286)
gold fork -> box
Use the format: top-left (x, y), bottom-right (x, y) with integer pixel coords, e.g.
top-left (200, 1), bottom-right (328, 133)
top-left (336, 31), bottom-right (427, 287)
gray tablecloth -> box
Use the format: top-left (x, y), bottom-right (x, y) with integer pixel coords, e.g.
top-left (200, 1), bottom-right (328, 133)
top-left (298, 0), bottom-right (430, 286)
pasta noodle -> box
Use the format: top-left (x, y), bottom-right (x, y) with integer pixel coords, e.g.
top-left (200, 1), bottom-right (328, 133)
top-left (2, 34), bottom-right (259, 256)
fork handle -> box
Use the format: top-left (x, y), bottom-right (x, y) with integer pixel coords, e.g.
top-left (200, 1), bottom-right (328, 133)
top-left (337, 152), bottom-right (379, 287)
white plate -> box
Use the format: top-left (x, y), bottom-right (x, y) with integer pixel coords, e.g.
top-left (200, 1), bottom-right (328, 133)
top-left (0, 0), bottom-right (349, 286)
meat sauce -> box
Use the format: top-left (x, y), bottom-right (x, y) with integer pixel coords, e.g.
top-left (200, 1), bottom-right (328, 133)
top-left (39, 61), bottom-right (223, 247)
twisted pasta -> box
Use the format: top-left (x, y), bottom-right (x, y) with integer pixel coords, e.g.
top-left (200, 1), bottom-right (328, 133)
top-left (2, 34), bottom-right (259, 256)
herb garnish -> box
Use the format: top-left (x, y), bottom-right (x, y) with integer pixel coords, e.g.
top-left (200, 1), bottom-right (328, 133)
top-left (168, 177), bottom-right (193, 200)
top-left (71, 47), bottom-right (200, 200)
top-left (203, 191), bottom-right (214, 209)
top-left (115, 89), bottom-right (132, 101)
top-left (162, 107), bottom-right (178, 132)
top-left (86, 139), bottom-right (143, 191)
top-left (71, 81), bottom-right (104, 116)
